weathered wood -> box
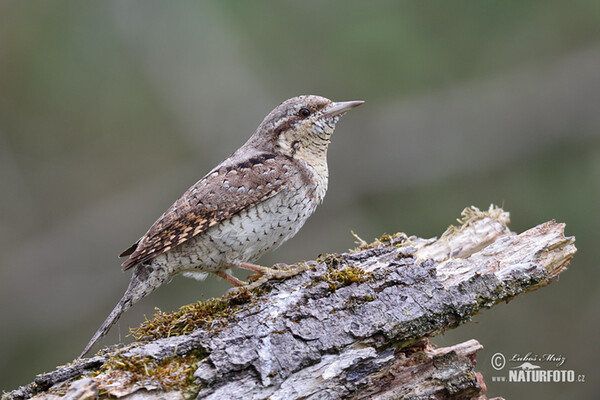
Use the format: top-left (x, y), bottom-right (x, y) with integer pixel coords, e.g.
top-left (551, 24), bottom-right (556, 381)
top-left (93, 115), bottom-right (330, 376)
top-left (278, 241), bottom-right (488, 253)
top-left (3, 206), bottom-right (575, 400)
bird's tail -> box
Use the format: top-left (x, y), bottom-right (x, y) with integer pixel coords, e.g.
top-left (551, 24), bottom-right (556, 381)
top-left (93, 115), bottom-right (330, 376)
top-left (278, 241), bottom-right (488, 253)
top-left (79, 263), bottom-right (170, 358)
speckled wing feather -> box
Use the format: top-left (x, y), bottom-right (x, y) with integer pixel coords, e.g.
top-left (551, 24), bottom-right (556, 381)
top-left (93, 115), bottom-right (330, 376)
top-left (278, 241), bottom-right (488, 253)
top-left (121, 153), bottom-right (289, 270)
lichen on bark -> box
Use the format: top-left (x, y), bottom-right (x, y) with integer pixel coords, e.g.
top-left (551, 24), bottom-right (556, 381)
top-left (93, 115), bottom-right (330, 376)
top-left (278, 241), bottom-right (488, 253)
top-left (3, 205), bottom-right (576, 400)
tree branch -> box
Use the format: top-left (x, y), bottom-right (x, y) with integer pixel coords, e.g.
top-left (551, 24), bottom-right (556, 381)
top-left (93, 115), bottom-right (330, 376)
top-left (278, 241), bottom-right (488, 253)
top-left (4, 206), bottom-right (575, 400)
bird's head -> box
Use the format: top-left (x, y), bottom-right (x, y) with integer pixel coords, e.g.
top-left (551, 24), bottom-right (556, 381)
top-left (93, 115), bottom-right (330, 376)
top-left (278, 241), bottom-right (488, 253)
top-left (252, 95), bottom-right (363, 164)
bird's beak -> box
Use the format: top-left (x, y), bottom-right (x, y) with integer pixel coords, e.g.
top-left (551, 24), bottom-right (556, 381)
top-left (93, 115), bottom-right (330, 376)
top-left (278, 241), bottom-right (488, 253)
top-left (323, 100), bottom-right (365, 117)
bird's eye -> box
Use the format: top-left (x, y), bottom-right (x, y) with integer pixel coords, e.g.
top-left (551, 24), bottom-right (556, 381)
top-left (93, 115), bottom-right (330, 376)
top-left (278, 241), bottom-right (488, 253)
top-left (299, 108), bottom-right (311, 118)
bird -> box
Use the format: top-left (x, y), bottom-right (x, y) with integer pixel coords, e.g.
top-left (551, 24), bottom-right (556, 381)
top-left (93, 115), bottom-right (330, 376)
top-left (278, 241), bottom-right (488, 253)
top-left (80, 95), bottom-right (364, 357)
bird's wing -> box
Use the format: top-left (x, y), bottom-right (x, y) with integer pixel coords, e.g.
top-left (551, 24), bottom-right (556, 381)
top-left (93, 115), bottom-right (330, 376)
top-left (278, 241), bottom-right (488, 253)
top-left (120, 153), bottom-right (290, 270)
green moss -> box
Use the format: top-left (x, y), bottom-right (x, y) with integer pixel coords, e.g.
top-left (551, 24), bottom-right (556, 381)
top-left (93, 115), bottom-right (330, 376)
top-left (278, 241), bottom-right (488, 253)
top-left (130, 286), bottom-right (265, 341)
top-left (316, 253), bottom-right (344, 268)
top-left (377, 232), bottom-right (397, 243)
top-left (92, 350), bottom-right (206, 397)
top-left (80, 284), bottom-right (276, 397)
top-left (315, 252), bottom-right (373, 291)
top-left (350, 232), bottom-right (408, 252)
top-left (323, 265), bottom-right (373, 291)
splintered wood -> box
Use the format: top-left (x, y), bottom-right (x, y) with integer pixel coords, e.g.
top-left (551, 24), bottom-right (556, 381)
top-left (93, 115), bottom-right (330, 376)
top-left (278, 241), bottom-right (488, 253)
top-left (6, 205), bottom-right (575, 400)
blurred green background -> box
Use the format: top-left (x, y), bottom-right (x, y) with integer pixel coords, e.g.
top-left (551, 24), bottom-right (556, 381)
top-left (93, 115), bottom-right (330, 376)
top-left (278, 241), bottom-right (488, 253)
top-left (1, 1), bottom-right (599, 397)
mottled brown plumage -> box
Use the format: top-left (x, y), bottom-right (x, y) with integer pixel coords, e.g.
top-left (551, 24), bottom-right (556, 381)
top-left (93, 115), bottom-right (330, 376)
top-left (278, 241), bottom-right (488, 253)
top-left (80, 95), bottom-right (363, 357)
top-left (120, 153), bottom-right (285, 270)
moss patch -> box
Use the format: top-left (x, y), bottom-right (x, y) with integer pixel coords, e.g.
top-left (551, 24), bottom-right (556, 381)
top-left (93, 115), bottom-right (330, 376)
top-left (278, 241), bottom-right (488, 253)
top-left (350, 232), bottom-right (408, 252)
top-left (130, 287), bottom-right (264, 341)
top-left (323, 265), bottom-right (373, 291)
top-left (316, 253), bottom-right (344, 268)
top-left (92, 350), bottom-right (205, 397)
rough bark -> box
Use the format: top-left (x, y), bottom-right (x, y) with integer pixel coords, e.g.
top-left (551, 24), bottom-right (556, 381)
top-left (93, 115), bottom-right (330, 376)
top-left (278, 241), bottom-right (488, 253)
top-left (3, 206), bottom-right (576, 400)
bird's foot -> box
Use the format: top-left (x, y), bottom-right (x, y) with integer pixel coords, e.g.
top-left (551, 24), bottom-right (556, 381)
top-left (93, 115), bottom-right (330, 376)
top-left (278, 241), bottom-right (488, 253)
top-left (242, 261), bottom-right (307, 278)
top-left (223, 261), bottom-right (310, 292)
top-left (213, 270), bottom-right (246, 287)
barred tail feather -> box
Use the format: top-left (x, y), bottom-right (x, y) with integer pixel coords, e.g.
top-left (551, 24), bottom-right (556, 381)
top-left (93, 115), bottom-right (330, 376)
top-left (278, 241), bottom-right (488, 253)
top-left (79, 295), bottom-right (131, 358)
top-left (79, 264), bottom-right (169, 358)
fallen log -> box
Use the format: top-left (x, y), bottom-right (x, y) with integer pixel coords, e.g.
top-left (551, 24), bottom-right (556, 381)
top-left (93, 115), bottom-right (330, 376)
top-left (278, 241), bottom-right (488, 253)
top-left (4, 206), bottom-right (575, 400)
